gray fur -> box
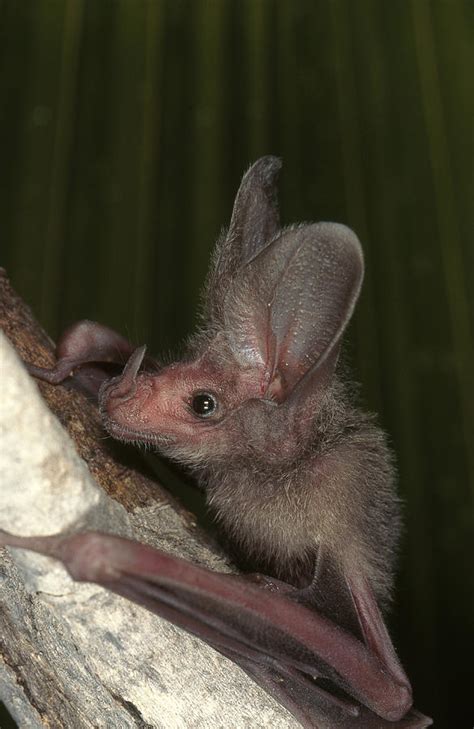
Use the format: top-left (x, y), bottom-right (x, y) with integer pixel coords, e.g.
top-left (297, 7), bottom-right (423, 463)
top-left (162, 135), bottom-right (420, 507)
top-left (101, 157), bottom-right (401, 615)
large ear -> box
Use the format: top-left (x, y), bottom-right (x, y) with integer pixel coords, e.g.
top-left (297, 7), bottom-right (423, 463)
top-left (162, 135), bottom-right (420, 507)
top-left (206, 156), bottom-right (281, 319)
top-left (226, 155), bottom-right (282, 264)
top-left (224, 222), bottom-right (364, 403)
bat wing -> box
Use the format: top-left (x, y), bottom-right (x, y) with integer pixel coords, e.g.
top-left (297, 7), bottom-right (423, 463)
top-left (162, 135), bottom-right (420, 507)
top-left (24, 320), bottom-right (144, 398)
top-left (0, 529), bottom-right (432, 729)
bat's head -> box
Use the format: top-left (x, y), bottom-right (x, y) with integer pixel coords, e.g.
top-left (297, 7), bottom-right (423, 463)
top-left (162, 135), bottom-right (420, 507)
top-left (100, 157), bottom-right (364, 468)
top-left (98, 339), bottom-right (270, 466)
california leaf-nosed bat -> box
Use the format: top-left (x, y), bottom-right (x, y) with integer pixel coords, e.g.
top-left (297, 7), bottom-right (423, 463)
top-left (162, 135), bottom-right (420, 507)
top-left (1, 157), bottom-right (432, 728)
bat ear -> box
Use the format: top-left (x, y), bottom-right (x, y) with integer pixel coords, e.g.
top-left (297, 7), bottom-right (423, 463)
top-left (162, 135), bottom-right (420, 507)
top-left (206, 156), bottom-right (281, 319)
top-left (224, 222), bottom-right (364, 405)
top-left (226, 155), bottom-right (282, 264)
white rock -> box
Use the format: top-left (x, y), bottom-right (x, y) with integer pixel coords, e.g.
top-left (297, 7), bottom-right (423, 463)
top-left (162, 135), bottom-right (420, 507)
top-left (0, 331), bottom-right (298, 728)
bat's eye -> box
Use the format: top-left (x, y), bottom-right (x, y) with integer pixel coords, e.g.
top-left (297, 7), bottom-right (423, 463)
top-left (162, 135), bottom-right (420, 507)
top-left (190, 392), bottom-right (218, 418)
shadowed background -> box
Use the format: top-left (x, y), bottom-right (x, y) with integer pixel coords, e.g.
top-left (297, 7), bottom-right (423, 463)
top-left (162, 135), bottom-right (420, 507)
top-left (0, 1), bottom-right (472, 727)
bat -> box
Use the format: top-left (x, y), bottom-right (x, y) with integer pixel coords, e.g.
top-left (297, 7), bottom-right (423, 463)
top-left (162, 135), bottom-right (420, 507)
top-left (1, 157), bottom-right (432, 728)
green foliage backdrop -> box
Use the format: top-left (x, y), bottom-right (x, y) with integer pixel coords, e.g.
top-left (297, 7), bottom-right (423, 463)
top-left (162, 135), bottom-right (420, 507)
top-left (1, 2), bottom-right (472, 727)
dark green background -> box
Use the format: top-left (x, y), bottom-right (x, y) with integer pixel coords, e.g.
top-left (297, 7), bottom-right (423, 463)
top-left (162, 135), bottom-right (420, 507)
top-left (1, 2), bottom-right (473, 727)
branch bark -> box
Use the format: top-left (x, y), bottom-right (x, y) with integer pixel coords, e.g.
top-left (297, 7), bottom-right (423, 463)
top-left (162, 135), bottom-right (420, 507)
top-left (0, 270), bottom-right (297, 729)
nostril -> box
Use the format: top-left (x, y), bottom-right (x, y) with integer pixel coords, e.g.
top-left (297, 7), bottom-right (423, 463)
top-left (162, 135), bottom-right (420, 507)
top-left (98, 375), bottom-right (133, 405)
top-left (108, 380), bottom-right (137, 402)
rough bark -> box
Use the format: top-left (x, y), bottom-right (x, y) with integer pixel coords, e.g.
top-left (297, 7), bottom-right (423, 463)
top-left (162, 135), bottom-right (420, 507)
top-left (0, 270), bottom-right (297, 729)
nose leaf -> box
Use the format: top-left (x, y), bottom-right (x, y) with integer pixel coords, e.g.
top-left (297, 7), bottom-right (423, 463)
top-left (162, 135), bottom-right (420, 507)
top-left (108, 345), bottom-right (147, 402)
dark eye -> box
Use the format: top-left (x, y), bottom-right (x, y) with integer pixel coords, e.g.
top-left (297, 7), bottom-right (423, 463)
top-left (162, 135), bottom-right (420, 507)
top-left (190, 392), bottom-right (218, 418)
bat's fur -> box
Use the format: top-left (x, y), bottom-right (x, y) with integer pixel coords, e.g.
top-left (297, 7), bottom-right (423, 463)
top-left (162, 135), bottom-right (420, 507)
top-left (16, 157), bottom-right (431, 728)
top-left (203, 378), bottom-right (400, 606)
top-left (100, 157), bottom-right (401, 618)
